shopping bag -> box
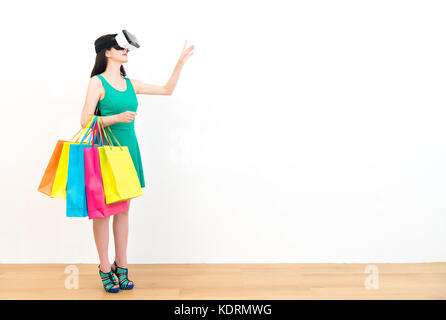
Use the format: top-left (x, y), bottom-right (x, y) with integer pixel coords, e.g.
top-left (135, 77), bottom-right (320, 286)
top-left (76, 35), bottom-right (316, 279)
top-left (84, 119), bottom-right (128, 219)
top-left (97, 119), bottom-right (143, 204)
top-left (37, 140), bottom-right (65, 196)
top-left (38, 117), bottom-right (95, 196)
top-left (66, 116), bottom-right (98, 217)
top-left (50, 116), bottom-right (96, 199)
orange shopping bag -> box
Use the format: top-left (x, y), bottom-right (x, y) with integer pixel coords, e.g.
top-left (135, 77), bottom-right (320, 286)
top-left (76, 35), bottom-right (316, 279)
top-left (37, 117), bottom-right (95, 197)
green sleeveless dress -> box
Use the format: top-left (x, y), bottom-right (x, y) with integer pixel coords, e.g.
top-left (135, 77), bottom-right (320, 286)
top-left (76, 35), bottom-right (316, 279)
top-left (94, 74), bottom-right (146, 188)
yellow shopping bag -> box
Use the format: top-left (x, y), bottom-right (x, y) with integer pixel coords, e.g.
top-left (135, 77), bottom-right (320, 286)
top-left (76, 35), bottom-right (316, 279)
top-left (97, 118), bottom-right (143, 204)
top-left (50, 116), bottom-right (96, 199)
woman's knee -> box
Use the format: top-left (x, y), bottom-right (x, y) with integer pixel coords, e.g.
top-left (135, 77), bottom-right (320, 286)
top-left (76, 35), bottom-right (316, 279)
top-left (93, 216), bottom-right (110, 224)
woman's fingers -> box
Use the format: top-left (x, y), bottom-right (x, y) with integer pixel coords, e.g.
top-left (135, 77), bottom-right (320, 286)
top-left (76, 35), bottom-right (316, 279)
top-left (123, 111), bottom-right (137, 122)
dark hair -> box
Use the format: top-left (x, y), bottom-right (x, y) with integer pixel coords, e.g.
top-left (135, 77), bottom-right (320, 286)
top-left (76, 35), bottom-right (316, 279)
top-left (91, 34), bottom-right (127, 78)
top-left (90, 34), bottom-right (127, 115)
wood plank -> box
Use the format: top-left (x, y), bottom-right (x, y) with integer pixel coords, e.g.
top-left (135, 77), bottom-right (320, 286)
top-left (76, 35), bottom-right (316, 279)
top-left (0, 263), bottom-right (444, 300)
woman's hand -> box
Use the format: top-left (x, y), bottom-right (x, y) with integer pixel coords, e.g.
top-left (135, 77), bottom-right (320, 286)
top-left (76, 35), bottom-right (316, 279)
top-left (160, 41), bottom-right (194, 96)
top-left (118, 111), bottom-right (137, 123)
top-left (177, 41), bottom-right (195, 67)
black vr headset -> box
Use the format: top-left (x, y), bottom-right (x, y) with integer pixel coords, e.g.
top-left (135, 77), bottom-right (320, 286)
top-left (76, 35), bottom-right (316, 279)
top-left (95, 29), bottom-right (140, 54)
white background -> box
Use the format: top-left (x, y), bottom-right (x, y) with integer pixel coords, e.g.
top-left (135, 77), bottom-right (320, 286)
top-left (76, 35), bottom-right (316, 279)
top-left (1, 0), bottom-right (445, 263)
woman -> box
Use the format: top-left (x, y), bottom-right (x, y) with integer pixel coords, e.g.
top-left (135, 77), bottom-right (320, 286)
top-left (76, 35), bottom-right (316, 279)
top-left (80, 33), bottom-right (194, 293)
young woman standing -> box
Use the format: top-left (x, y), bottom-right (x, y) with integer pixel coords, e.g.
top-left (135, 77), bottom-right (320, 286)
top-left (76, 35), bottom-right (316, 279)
top-left (80, 33), bottom-right (194, 293)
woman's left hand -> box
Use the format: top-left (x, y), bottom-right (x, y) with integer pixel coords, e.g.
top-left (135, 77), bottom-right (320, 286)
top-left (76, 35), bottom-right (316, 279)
top-left (178, 41), bottom-right (195, 66)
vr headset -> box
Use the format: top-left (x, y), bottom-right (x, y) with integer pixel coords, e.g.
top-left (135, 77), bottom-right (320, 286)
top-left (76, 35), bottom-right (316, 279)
top-left (95, 29), bottom-right (140, 54)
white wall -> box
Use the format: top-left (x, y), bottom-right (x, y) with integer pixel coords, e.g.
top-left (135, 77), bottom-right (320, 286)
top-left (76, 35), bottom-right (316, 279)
top-left (1, 0), bottom-right (445, 263)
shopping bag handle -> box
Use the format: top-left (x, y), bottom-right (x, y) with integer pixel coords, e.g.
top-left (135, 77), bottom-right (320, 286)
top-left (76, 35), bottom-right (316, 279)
top-left (71, 115), bottom-right (95, 142)
top-left (89, 118), bottom-right (105, 147)
top-left (90, 120), bottom-right (100, 147)
top-left (86, 123), bottom-right (95, 145)
top-left (71, 128), bottom-right (93, 142)
top-left (98, 118), bottom-right (123, 151)
top-left (97, 117), bottom-right (107, 146)
top-left (79, 116), bottom-right (98, 145)
top-left (97, 117), bottom-right (116, 149)
top-left (97, 117), bottom-right (110, 147)
top-left (105, 124), bottom-right (123, 150)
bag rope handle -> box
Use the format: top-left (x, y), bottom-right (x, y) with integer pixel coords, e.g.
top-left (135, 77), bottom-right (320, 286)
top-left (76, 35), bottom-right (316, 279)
top-left (88, 120), bottom-right (99, 147)
top-left (91, 118), bottom-right (107, 147)
top-left (95, 119), bottom-right (104, 146)
top-left (97, 117), bottom-right (112, 147)
top-left (98, 118), bottom-right (123, 151)
top-left (98, 117), bottom-right (108, 146)
top-left (79, 116), bottom-right (98, 145)
top-left (106, 125), bottom-right (123, 149)
top-left (72, 115), bottom-right (96, 143)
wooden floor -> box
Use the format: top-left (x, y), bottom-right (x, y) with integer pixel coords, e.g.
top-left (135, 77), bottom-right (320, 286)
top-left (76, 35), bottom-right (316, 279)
top-left (0, 263), bottom-right (445, 300)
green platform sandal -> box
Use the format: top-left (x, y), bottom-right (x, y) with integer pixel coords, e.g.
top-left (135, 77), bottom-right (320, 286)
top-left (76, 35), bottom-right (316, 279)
top-left (111, 261), bottom-right (135, 290)
top-left (98, 265), bottom-right (120, 293)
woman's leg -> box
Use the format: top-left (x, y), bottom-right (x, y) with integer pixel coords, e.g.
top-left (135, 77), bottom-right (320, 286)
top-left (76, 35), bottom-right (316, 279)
top-left (93, 217), bottom-right (119, 290)
top-left (113, 200), bottom-right (131, 267)
top-left (112, 200), bottom-right (133, 286)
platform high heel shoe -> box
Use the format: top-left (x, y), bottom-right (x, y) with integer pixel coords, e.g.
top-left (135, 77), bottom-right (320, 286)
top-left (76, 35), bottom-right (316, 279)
top-left (98, 265), bottom-right (120, 293)
top-left (111, 261), bottom-right (135, 290)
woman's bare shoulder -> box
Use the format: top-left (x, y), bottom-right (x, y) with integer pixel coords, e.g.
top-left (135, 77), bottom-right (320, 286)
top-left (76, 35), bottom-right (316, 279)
top-left (86, 76), bottom-right (105, 100)
top-left (89, 75), bottom-right (105, 89)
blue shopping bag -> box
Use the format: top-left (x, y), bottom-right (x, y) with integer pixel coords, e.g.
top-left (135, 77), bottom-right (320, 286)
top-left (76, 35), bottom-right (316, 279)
top-left (66, 116), bottom-right (98, 217)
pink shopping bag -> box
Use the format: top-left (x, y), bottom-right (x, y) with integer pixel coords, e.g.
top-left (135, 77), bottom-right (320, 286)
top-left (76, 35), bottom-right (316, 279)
top-left (84, 120), bottom-right (128, 219)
